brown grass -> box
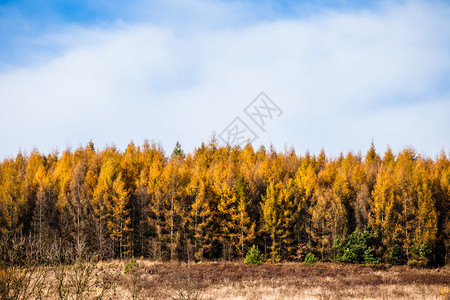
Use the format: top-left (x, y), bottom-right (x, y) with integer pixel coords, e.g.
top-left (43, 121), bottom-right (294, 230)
top-left (5, 261), bottom-right (450, 299)
top-left (144, 262), bottom-right (449, 300)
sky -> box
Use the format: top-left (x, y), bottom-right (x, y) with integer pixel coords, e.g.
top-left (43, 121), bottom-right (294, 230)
top-left (0, 0), bottom-right (449, 158)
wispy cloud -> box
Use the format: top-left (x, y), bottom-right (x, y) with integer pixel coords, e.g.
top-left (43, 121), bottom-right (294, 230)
top-left (0, 0), bottom-right (449, 157)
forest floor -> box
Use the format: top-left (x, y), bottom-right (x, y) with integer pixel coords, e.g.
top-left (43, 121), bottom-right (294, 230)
top-left (5, 260), bottom-right (450, 299)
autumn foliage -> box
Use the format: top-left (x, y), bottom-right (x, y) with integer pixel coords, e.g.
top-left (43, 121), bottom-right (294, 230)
top-left (0, 140), bottom-right (448, 266)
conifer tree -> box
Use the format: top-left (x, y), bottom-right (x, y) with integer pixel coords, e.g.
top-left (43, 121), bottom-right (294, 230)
top-left (108, 174), bottom-right (131, 258)
top-left (261, 181), bottom-right (281, 262)
top-left (0, 141), bottom-right (448, 264)
top-left (0, 155), bottom-right (26, 235)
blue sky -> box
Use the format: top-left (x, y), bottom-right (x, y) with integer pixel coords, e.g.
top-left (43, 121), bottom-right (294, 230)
top-left (0, 0), bottom-right (381, 66)
top-left (0, 0), bottom-right (449, 157)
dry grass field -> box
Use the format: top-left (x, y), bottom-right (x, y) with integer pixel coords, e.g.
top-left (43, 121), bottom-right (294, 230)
top-left (22, 260), bottom-right (449, 299)
top-left (3, 260), bottom-right (449, 299)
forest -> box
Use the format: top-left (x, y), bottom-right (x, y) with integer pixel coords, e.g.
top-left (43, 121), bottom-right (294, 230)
top-left (0, 139), bottom-right (448, 267)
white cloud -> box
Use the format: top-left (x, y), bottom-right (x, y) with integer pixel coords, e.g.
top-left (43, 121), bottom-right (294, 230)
top-left (0, 0), bottom-right (449, 157)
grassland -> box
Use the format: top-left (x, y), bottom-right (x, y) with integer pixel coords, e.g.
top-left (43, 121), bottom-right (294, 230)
top-left (3, 260), bottom-right (449, 299)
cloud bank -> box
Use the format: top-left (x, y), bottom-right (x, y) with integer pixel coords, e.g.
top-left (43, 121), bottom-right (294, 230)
top-left (0, 0), bottom-right (449, 157)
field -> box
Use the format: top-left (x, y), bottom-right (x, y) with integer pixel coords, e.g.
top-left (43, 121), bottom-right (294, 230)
top-left (6, 260), bottom-right (449, 299)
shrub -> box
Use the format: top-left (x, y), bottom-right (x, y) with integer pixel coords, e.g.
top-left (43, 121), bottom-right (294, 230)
top-left (409, 240), bottom-right (432, 267)
top-left (52, 242), bottom-right (96, 300)
top-left (304, 253), bottom-right (317, 264)
top-left (168, 266), bottom-right (202, 300)
top-left (388, 243), bottom-right (406, 265)
top-left (333, 227), bottom-right (380, 265)
top-left (124, 257), bottom-right (140, 299)
top-left (0, 265), bottom-right (47, 300)
top-left (245, 245), bottom-right (262, 266)
top-left (124, 256), bottom-right (139, 275)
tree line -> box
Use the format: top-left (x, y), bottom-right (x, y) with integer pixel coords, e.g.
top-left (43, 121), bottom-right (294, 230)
top-left (0, 140), bottom-right (448, 266)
